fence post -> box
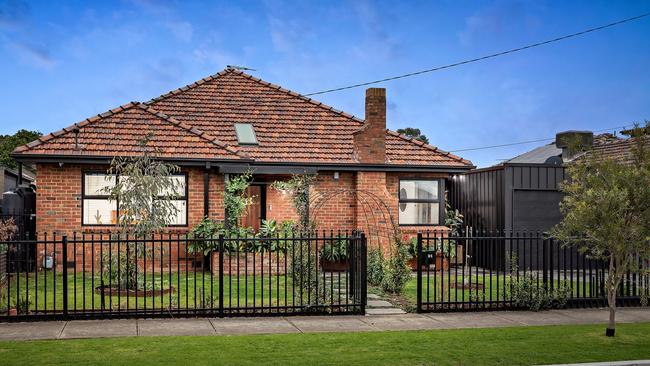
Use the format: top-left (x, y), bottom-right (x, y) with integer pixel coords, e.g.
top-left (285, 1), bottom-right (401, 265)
top-left (218, 234), bottom-right (224, 318)
top-left (416, 232), bottom-right (423, 313)
top-left (360, 232), bottom-right (367, 314)
top-left (349, 234), bottom-right (356, 299)
top-left (62, 235), bottom-right (69, 319)
top-left (542, 233), bottom-right (548, 289)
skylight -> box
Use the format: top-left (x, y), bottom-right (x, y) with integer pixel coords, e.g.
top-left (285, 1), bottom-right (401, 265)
top-left (234, 123), bottom-right (258, 145)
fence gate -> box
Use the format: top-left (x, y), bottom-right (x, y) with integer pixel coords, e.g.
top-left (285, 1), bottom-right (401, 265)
top-left (1, 231), bottom-right (367, 321)
top-left (416, 230), bottom-right (646, 313)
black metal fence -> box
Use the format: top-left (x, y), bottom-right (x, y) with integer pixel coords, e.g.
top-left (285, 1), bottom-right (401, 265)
top-left (0, 231), bottom-right (367, 321)
top-left (416, 230), bottom-right (648, 312)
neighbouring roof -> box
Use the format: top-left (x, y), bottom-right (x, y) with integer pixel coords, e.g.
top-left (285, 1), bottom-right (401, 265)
top-left (589, 135), bottom-right (649, 164)
top-left (13, 68), bottom-right (472, 169)
top-left (505, 143), bottom-right (562, 164)
top-left (503, 132), bottom-right (646, 165)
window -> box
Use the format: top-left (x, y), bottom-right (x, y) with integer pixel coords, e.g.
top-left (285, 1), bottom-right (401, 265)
top-left (234, 123), bottom-right (258, 145)
top-left (398, 179), bottom-right (444, 225)
top-left (82, 173), bottom-right (187, 226)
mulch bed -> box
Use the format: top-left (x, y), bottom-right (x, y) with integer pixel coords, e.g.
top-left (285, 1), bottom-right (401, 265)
top-left (94, 285), bottom-right (175, 297)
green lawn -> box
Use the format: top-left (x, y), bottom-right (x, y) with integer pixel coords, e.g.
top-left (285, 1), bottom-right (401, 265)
top-left (3, 271), bottom-right (351, 312)
top-left (1, 323), bottom-right (649, 365)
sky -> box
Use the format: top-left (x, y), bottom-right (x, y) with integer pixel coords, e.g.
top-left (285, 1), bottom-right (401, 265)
top-left (1, 0), bottom-right (649, 168)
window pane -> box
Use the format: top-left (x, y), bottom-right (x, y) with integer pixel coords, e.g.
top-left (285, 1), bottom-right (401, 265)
top-left (83, 199), bottom-right (117, 225)
top-left (159, 175), bottom-right (186, 197)
top-left (84, 174), bottom-right (116, 196)
top-left (167, 200), bottom-right (187, 225)
top-left (234, 123), bottom-right (258, 145)
top-left (399, 180), bottom-right (438, 200)
top-left (398, 202), bottom-right (439, 225)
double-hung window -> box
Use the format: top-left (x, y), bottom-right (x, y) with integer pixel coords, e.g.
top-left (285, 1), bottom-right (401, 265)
top-left (82, 172), bottom-right (187, 226)
top-left (398, 179), bottom-right (444, 225)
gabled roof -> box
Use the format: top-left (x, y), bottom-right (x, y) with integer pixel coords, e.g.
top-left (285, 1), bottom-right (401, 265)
top-left (14, 68), bottom-right (472, 168)
top-left (13, 103), bottom-right (248, 160)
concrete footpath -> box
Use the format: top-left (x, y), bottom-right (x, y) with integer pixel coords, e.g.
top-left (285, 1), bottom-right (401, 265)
top-left (1, 307), bottom-right (649, 341)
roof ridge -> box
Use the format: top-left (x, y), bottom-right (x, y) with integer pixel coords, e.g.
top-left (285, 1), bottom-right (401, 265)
top-left (386, 130), bottom-right (473, 166)
top-left (13, 101), bottom-right (139, 153)
top-left (135, 104), bottom-right (250, 159)
top-left (145, 68), bottom-right (365, 125)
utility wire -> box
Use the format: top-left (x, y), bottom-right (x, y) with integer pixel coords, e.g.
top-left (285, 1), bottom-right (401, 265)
top-left (449, 124), bottom-right (635, 152)
top-left (303, 13), bottom-right (650, 96)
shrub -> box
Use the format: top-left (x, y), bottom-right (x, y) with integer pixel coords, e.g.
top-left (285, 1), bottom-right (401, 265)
top-left (509, 273), bottom-right (571, 311)
top-left (288, 239), bottom-right (329, 308)
top-left (381, 244), bottom-right (411, 294)
top-left (508, 253), bottom-right (571, 311)
top-left (320, 238), bottom-right (349, 262)
top-left (367, 248), bottom-right (384, 287)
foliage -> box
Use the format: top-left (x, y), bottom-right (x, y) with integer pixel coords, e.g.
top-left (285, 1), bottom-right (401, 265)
top-left (319, 238), bottom-right (349, 262)
top-left (102, 134), bottom-right (182, 237)
top-left (189, 217), bottom-right (225, 255)
top-left (13, 297), bottom-right (31, 315)
top-left (550, 123), bottom-right (650, 336)
top-left (224, 171), bottom-right (253, 226)
top-left (0, 129), bottom-right (41, 169)
top-left (367, 247), bottom-right (385, 287)
top-left (380, 243), bottom-right (411, 294)
top-left (100, 251), bottom-right (139, 290)
top-left (0, 218), bottom-right (18, 252)
top-left (396, 127), bottom-right (429, 144)
top-left (271, 174), bottom-right (316, 229)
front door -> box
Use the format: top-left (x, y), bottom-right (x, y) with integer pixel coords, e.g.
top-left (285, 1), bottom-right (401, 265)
top-left (241, 185), bottom-right (265, 232)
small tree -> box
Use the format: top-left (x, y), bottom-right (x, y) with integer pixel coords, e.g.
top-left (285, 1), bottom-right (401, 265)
top-left (101, 133), bottom-right (182, 290)
top-left (551, 125), bottom-right (650, 337)
top-left (396, 127), bottom-right (429, 144)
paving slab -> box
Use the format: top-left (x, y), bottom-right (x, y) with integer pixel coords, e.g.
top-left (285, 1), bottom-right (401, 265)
top-left (289, 316), bottom-right (374, 333)
top-left (0, 321), bottom-right (66, 340)
top-left (365, 308), bottom-right (406, 315)
top-left (367, 300), bottom-right (394, 308)
top-left (210, 317), bottom-right (300, 335)
top-left (495, 310), bottom-right (577, 326)
top-left (60, 319), bottom-right (137, 339)
top-left (425, 312), bottom-right (521, 328)
top-left (361, 314), bottom-right (446, 331)
top-left (366, 294), bottom-right (381, 300)
top-left (138, 319), bottom-right (215, 337)
top-left (539, 360), bottom-right (650, 366)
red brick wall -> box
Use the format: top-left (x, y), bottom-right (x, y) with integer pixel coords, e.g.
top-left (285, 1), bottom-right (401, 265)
top-left (33, 164), bottom-right (453, 268)
top-left (35, 163), bottom-right (224, 271)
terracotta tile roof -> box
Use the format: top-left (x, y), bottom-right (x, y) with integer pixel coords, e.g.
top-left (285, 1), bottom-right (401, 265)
top-left (13, 103), bottom-right (248, 160)
top-left (14, 68), bottom-right (472, 168)
top-left (588, 135), bottom-right (649, 164)
top-left (147, 68), bottom-right (471, 167)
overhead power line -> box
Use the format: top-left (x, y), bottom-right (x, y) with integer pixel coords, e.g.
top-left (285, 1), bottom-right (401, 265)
top-left (448, 124), bottom-right (635, 152)
top-left (303, 12), bottom-right (650, 96)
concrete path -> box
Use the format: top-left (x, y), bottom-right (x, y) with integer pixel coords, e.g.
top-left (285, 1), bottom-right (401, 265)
top-left (0, 307), bottom-right (649, 341)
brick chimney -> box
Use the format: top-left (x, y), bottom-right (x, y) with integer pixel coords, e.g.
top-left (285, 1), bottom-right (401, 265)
top-left (353, 88), bottom-right (386, 164)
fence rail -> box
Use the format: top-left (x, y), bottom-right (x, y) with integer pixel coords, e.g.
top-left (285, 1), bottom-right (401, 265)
top-left (416, 230), bottom-right (648, 312)
top-left (0, 231), bottom-right (367, 321)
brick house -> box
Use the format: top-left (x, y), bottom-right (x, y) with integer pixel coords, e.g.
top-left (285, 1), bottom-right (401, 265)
top-left (12, 68), bottom-right (473, 249)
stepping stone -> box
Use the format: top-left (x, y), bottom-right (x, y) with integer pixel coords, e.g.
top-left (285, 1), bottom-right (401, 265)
top-left (366, 308), bottom-right (406, 315)
top-left (367, 300), bottom-right (394, 308)
top-left (366, 294), bottom-right (381, 300)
